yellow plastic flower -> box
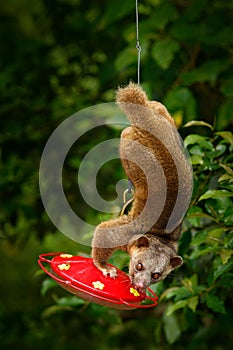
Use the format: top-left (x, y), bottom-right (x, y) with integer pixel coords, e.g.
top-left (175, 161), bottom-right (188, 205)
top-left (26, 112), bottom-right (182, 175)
top-left (92, 281), bottom-right (105, 290)
top-left (130, 287), bottom-right (140, 297)
top-left (60, 254), bottom-right (73, 258)
top-left (58, 263), bottom-right (71, 271)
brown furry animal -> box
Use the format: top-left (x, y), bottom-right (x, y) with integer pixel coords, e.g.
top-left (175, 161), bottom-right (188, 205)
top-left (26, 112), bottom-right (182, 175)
top-left (92, 83), bottom-right (193, 290)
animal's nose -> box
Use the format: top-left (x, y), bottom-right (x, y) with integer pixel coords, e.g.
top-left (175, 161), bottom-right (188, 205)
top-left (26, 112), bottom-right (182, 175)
top-left (134, 282), bottom-right (145, 290)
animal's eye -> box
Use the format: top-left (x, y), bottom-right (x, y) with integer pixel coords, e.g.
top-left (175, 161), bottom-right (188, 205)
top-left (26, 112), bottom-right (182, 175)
top-left (136, 263), bottom-right (144, 271)
top-left (151, 272), bottom-right (161, 280)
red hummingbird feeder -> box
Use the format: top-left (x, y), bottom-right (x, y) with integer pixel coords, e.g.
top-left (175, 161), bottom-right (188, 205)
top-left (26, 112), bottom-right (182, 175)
top-left (38, 252), bottom-right (158, 310)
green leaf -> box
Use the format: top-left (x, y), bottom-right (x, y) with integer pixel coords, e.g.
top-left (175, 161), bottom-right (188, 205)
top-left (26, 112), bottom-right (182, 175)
top-left (190, 154), bottom-right (204, 165)
top-left (166, 300), bottom-right (188, 316)
top-left (187, 296), bottom-right (199, 312)
top-left (183, 120), bottom-right (213, 130)
top-left (182, 60), bottom-right (229, 85)
top-left (190, 246), bottom-right (220, 259)
top-left (160, 286), bottom-right (192, 302)
top-left (212, 259), bottom-right (233, 283)
top-left (224, 231), bottom-right (233, 248)
top-left (115, 47), bottom-right (137, 71)
top-left (220, 164), bottom-right (233, 177)
top-left (149, 280), bottom-right (164, 296)
top-left (152, 38), bottom-right (180, 69)
top-left (164, 87), bottom-right (196, 119)
top-left (183, 274), bottom-right (198, 289)
top-left (207, 228), bottom-right (224, 245)
top-left (215, 131), bottom-right (233, 145)
top-left (187, 207), bottom-right (218, 226)
top-left (192, 230), bottom-right (208, 245)
top-left (189, 145), bottom-right (205, 158)
top-left (204, 294), bottom-right (226, 314)
top-left (220, 249), bottom-right (233, 264)
top-left (187, 206), bottom-right (203, 227)
top-left (219, 173), bottom-right (233, 183)
top-left (150, 3), bottom-right (178, 30)
top-left (41, 278), bottom-right (58, 296)
top-left (206, 196), bottom-right (232, 214)
top-left (57, 296), bottom-right (85, 307)
top-left (163, 313), bottom-right (181, 344)
top-left (198, 189), bottom-right (233, 201)
top-left (178, 229), bottom-right (192, 255)
top-left (102, 0), bottom-right (133, 25)
top-left (213, 144), bottom-right (227, 159)
top-left (224, 206), bottom-right (233, 224)
top-left (160, 287), bottom-right (180, 301)
top-left (223, 212), bottom-right (233, 226)
top-left (42, 305), bottom-right (73, 319)
top-left (184, 134), bottom-right (213, 150)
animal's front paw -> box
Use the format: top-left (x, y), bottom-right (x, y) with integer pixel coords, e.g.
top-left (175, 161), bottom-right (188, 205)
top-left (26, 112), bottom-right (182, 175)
top-left (102, 267), bottom-right (117, 278)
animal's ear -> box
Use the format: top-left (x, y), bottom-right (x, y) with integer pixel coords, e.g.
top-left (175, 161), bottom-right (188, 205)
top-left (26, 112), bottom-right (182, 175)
top-left (170, 256), bottom-right (183, 268)
top-left (128, 235), bottom-right (150, 251)
top-left (135, 236), bottom-right (150, 248)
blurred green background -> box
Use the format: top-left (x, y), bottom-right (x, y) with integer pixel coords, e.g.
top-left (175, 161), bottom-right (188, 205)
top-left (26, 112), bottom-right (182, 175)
top-left (0, 0), bottom-right (233, 349)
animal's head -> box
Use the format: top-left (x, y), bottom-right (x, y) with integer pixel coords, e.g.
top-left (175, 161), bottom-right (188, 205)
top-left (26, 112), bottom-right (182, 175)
top-left (127, 235), bottom-right (183, 290)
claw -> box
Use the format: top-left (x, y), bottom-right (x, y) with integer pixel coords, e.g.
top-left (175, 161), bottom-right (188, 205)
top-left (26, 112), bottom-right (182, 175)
top-left (102, 267), bottom-right (117, 278)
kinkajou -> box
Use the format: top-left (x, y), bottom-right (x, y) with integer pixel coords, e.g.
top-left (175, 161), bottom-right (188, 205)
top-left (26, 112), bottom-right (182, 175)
top-left (92, 83), bottom-right (193, 290)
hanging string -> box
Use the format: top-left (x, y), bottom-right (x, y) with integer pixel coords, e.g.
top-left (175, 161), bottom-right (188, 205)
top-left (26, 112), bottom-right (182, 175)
top-left (120, 1), bottom-right (141, 209)
top-left (122, 0), bottom-right (141, 199)
top-left (135, 0), bottom-right (141, 85)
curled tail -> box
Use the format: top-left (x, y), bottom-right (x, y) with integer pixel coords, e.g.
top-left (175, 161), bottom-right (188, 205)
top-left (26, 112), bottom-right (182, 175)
top-left (116, 82), bottom-right (175, 127)
top-left (116, 82), bottom-right (193, 235)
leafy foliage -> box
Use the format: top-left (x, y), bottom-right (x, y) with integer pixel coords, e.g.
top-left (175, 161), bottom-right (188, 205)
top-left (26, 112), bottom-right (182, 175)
top-left (0, 0), bottom-right (233, 349)
top-left (158, 127), bottom-right (233, 346)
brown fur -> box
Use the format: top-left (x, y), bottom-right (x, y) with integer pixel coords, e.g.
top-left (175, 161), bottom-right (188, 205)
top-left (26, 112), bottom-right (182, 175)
top-left (92, 83), bottom-right (193, 289)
